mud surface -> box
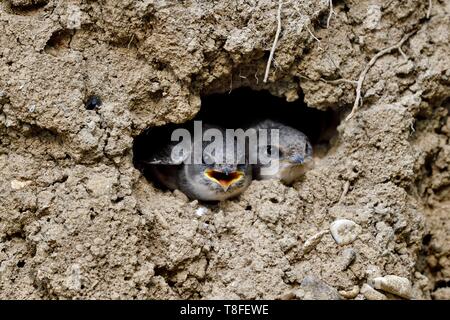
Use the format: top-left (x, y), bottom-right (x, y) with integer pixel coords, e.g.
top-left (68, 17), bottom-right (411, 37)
top-left (0, 0), bottom-right (449, 299)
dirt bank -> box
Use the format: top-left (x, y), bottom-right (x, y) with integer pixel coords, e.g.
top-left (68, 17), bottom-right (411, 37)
top-left (0, 0), bottom-right (449, 299)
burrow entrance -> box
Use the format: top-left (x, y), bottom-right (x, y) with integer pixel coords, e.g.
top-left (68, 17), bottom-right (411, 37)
top-left (133, 87), bottom-right (342, 188)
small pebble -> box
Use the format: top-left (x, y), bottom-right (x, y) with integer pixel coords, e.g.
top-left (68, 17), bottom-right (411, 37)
top-left (10, 179), bottom-right (31, 190)
top-left (110, 292), bottom-right (120, 299)
top-left (432, 288), bottom-right (450, 300)
top-left (360, 284), bottom-right (387, 300)
top-left (195, 207), bottom-right (208, 217)
top-left (371, 275), bottom-right (413, 299)
top-left (365, 265), bottom-right (382, 280)
top-left (299, 276), bottom-right (341, 300)
top-left (173, 189), bottom-right (189, 202)
top-left (277, 292), bottom-right (297, 300)
top-left (396, 60), bottom-right (415, 75)
top-left (66, 264), bottom-right (81, 291)
top-left (339, 285), bottom-right (360, 299)
top-left (189, 200), bottom-right (199, 208)
top-left (0, 91), bottom-right (8, 104)
top-left (279, 235), bottom-right (297, 252)
top-left (339, 248), bottom-right (356, 270)
top-left (302, 230), bottom-right (328, 254)
top-left (330, 219), bottom-right (361, 245)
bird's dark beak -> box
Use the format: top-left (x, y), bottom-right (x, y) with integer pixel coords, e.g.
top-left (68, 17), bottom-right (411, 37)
top-left (204, 169), bottom-right (244, 191)
top-left (290, 154), bottom-right (304, 164)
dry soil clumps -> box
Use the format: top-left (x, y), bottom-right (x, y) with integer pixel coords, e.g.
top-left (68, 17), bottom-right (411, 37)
top-left (0, 0), bottom-right (449, 299)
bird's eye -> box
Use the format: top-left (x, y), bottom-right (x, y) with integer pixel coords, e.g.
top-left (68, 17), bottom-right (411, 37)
top-left (305, 143), bottom-right (312, 155)
top-left (266, 145), bottom-right (281, 157)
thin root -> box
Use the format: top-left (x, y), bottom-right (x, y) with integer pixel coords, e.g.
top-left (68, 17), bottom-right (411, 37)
top-left (306, 24), bottom-right (321, 48)
top-left (263, 0), bottom-right (283, 83)
top-left (339, 180), bottom-right (350, 203)
top-left (345, 31), bottom-right (416, 121)
top-left (327, 0), bottom-right (335, 28)
top-left (398, 47), bottom-right (408, 61)
top-left (320, 78), bottom-right (357, 85)
top-left (127, 34), bottom-right (135, 49)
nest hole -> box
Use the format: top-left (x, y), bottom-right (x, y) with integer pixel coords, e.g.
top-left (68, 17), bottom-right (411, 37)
top-left (44, 29), bottom-right (75, 56)
top-left (133, 87), bottom-right (342, 188)
top-left (3, 0), bottom-right (49, 16)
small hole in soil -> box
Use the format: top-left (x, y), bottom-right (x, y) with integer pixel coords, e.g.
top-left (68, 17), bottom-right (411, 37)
top-left (5, 0), bottom-right (49, 16)
top-left (85, 95), bottom-right (102, 110)
top-left (112, 197), bottom-right (124, 204)
top-left (44, 29), bottom-right (75, 55)
top-left (133, 87), bottom-right (342, 198)
top-left (89, 210), bottom-right (97, 220)
top-left (435, 280), bottom-right (450, 289)
top-left (245, 205), bottom-right (252, 211)
top-left (270, 198), bottom-right (279, 204)
top-left (5, 231), bottom-right (26, 241)
top-left (422, 233), bottom-right (432, 245)
top-left (17, 260), bottom-right (25, 268)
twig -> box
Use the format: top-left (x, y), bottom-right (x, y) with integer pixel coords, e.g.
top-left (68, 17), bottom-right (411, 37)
top-left (398, 47), bottom-right (408, 61)
top-left (345, 31), bottom-right (415, 121)
top-left (320, 78), bottom-right (357, 85)
top-left (427, 0), bottom-right (432, 19)
top-left (127, 34), bottom-right (135, 49)
top-left (300, 74), bottom-right (355, 86)
top-left (263, 0), bottom-right (283, 83)
top-left (338, 180), bottom-right (350, 203)
top-left (306, 24), bottom-right (321, 46)
top-left (327, 0), bottom-right (335, 28)
top-left (300, 74), bottom-right (356, 85)
top-left (298, 73), bottom-right (314, 81)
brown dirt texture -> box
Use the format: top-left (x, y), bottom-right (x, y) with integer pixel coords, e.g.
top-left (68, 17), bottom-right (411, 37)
top-left (0, 0), bottom-right (449, 299)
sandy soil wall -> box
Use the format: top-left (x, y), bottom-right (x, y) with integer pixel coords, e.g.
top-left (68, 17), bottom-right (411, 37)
top-left (0, 0), bottom-right (449, 299)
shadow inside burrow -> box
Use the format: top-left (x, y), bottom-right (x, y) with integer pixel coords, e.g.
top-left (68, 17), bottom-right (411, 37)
top-left (133, 87), bottom-right (342, 195)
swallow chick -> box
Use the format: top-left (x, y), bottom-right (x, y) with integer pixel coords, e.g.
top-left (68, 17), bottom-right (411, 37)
top-left (140, 123), bottom-right (252, 201)
top-left (177, 158), bottom-right (252, 201)
top-left (250, 119), bottom-right (313, 184)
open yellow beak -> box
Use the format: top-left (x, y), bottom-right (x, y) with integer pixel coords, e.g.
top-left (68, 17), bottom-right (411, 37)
top-left (204, 169), bottom-right (244, 191)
